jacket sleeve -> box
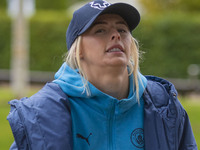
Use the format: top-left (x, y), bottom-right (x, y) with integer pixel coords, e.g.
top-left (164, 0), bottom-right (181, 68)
top-left (144, 77), bottom-right (197, 150)
top-left (178, 108), bottom-right (197, 150)
top-left (7, 83), bottom-right (73, 150)
top-left (10, 142), bottom-right (19, 150)
top-left (7, 99), bottom-right (30, 150)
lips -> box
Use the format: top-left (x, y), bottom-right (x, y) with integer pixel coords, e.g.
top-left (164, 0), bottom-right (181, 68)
top-left (106, 45), bottom-right (124, 53)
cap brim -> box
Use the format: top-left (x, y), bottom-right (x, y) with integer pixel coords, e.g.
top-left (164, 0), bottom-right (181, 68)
top-left (79, 3), bottom-right (140, 35)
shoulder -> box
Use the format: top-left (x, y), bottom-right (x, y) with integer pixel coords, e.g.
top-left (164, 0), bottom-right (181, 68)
top-left (144, 75), bottom-right (177, 107)
top-left (144, 76), bottom-right (197, 149)
top-left (7, 82), bottom-right (72, 149)
top-left (31, 82), bottom-right (69, 103)
top-left (9, 82), bottom-right (70, 109)
top-left (144, 75), bottom-right (185, 116)
top-left (143, 76), bottom-right (197, 149)
top-left (8, 82), bottom-right (71, 126)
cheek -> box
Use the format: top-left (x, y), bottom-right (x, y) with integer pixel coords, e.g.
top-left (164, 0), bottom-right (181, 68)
top-left (124, 37), bottom-right (132, 56)
top-left (81, 37), bottom-right (103, 61)
top-left (81, 37), bottom-right (93, 58)
top-left (82, 36), bottom-right (105, 54)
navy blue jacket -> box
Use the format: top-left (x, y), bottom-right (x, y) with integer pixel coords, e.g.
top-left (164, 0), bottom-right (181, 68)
top-left (7, 76), bottom-right (197, 150)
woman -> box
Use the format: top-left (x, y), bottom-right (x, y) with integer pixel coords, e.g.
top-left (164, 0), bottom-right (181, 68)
top-left (8, 0), bottom-right (197, 150)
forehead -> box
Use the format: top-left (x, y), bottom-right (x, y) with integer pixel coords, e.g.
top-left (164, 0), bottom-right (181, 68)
top-left (93, 14), bottom-right (128, 26)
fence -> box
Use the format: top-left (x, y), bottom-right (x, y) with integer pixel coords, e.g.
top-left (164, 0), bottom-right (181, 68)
top-left (0, 69), bottom-right (200, 95)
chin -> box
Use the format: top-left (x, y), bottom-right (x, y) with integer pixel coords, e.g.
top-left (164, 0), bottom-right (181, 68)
top-left (106, 61), bottom-right (128, 67)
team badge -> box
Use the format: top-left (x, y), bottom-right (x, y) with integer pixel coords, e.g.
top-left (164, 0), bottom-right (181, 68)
top-left (130, 128), bottom-right (144, 148)
top-left (89, 0), bottom-right (111, 10)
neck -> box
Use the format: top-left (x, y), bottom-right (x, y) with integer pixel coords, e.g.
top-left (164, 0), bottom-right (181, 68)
top-left (83, 65), bottom-right (129, 100)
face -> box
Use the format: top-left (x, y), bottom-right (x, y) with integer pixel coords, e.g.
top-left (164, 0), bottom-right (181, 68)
top-left (80, 14), bottom-right (132, 70)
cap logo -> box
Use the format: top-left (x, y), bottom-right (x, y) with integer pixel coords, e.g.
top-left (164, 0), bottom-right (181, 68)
top-left (89, 0), bottom-right (111, 10)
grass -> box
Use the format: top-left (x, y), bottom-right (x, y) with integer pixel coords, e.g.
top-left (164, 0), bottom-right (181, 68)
top-left (0, 86), bottom-right (15, 150)
top-left (0, 85), bottom-right (41, 150)
top-left (0, 85), bottom-right (199, 149)
top-left (180, 97), bottom-right (200, 147)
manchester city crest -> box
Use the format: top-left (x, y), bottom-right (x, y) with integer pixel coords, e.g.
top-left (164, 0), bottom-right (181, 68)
top-left (130, 128), bottom-right (144, 148)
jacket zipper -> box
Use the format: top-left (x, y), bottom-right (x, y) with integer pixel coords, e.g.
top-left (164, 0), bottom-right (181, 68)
top-left (108, 101), bottom-right (115, 150)
top-left (171, 92), bottom-right (178, 150)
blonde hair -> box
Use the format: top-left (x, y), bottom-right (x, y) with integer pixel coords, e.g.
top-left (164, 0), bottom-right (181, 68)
top-left (66, 35), bottom-right (141, 101)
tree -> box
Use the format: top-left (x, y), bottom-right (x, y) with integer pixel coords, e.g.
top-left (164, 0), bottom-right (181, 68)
top-left (140, 0), bottom-right (200, 13)
top-left (35, 0), bottom-right (86, 10)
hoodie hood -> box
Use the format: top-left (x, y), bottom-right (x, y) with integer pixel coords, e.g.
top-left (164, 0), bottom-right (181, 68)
top-left (53, 62), bottom-right (147, 102)
top-left (53, 63), bottom-right (87, 98)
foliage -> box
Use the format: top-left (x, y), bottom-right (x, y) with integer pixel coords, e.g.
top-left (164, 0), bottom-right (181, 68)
top-left (0, 0), bottom-right (76, 10)
top-left (140, 0), bottom-right (200, 13)
top-left (0, 11), bottom-right (11, 69)
top-left (0, 10), bottom-right (200, 78)
top-left (179, 0), bottom-right (200, 11)
top-left (35, 0), bottom-right (69, 10)
top-left (29, 10), bottom-right (69, 71)
top-left (133, 12), bottom-right (200, 78)
top-left (0, 0), bottom-right (6, 9)
top-left (35, 0), bottom-right (86, 10)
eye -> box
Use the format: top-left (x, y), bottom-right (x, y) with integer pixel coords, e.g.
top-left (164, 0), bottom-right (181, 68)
top-left (95, 29), bottom-right (105, 33)
top-left (118, 29), bottom-right (127, 33)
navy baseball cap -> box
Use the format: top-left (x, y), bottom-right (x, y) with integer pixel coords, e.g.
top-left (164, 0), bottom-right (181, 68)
top-left (66, 0), bottom-right (140, 50)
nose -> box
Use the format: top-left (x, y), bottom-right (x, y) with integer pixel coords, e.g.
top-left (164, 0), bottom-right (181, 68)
top-left (110, 29), bottom-right (121, 41)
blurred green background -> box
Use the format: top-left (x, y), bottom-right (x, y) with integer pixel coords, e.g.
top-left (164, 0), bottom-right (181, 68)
top-left (0, 0), bottom-right (200, 149)
top-left (0, 0), bottom-right (200, 78)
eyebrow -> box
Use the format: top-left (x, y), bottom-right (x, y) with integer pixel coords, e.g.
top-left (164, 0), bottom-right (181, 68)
top-left (92, 20), bottom-right (128, 27)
